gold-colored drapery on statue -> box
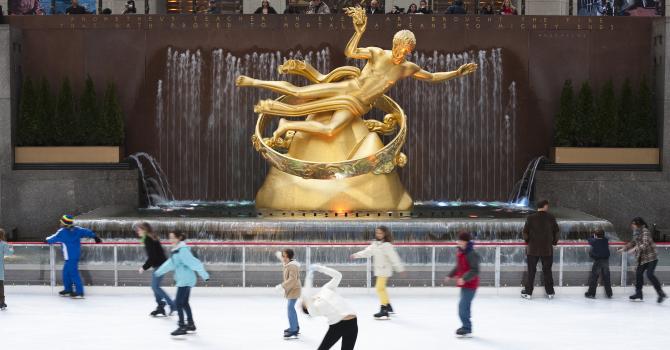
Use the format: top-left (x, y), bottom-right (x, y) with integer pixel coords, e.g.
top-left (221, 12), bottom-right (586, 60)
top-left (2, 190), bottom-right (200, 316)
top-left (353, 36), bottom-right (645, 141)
top-left (237, 6), bottom-right (477, 211)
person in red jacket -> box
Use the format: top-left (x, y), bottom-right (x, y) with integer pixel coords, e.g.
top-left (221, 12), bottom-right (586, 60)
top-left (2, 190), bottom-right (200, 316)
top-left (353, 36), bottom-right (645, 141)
top-left (445, 232), bottom-right (480, 337)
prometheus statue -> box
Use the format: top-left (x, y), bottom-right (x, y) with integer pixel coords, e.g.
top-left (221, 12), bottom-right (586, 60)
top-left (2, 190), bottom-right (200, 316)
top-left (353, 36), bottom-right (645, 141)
top-left (237, 6), bottom-right (478, 211)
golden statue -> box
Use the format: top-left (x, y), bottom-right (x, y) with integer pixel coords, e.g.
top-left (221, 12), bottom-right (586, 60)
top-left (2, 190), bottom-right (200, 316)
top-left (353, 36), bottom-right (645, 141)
top-left (237, 7), bottom-right (478, 211)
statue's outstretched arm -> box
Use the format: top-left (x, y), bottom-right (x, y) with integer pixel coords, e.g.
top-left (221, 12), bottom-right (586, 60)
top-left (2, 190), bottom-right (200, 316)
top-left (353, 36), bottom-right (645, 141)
top-left (343, 6), bottom-right (371, 60)
top-left (412, 63), bottom-right (478, 83)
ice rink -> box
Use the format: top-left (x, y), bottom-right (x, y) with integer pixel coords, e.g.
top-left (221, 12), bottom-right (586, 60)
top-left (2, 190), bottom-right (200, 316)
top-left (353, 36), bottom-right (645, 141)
top-left (1, 286), bottom-right (666, 350)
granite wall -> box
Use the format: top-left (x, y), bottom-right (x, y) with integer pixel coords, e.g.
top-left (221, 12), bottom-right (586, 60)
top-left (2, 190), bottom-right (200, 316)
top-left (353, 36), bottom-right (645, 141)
top-left (0, 24), bottom-right (139, 241)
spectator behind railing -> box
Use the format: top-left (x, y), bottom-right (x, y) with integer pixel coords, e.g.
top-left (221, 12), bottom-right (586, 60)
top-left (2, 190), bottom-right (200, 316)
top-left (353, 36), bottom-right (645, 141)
top-left (123, 0), bottom-right (137, 14)
top-left (66, 0), bottom-right (89, 14)
top-left (254, 0), bottom-right (278, 14)
top-left (207, 0), bottom-right (221, 14)
top-left (8, 0), bottom-right (44, 15)
top-left (480, 2), bottom-right (495, 14)
top-left (446, 0), bottom-right (467, 14)
top-left (306, 0), bottom-right (331, 14)
top-left (367, 0), bottom-right (384, 14)
top-left (500, 0), bottom-right (518, 15)
top-left (418, 0), bottom-right (433, 13)
top-left (406, 3), bottom-right (419, 13)
top-left (389, 5), bottom-right (404, 14)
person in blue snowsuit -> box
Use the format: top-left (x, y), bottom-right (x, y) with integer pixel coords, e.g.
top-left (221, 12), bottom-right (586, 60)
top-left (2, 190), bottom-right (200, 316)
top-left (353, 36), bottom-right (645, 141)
top-left (46, 215), bottom-right (102, 298)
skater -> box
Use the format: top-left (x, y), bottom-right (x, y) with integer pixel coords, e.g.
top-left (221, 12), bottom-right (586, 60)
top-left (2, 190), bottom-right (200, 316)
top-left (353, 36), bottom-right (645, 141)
top-left (0, 228), bottom-right (15, 310)
top-left (351, 225), bottom-right (405, 319)
top-left (585, 229), bottom-right (612, 299)
top-left (275, 249), bottom-right (302, 340)
top-left (521, 200), bottom-right (559, 300)
top-left (618, 217), bottom-right (667, 303)
top-left (445, 232), bottom-right (480, 337)
top-left (135, 222), bottom-right (176, 317)
top-left (301, 264), bottom-right (358, 350)
top-left (46, 215), bottom-right (102, 298)
top-left (155, 232), bottom-right (210, 336)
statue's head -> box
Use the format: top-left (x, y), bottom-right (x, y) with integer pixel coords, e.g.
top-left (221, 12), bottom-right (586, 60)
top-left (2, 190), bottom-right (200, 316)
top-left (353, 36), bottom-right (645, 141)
top-left (392, 30), bottom-right (416, 63)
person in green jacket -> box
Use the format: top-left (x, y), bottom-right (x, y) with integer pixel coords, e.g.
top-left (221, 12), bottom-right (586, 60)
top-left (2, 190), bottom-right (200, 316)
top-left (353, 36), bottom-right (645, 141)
top-left (155, 232), bottom-right (210, 337)
top-left (0, 228), bottom-right (15, 310)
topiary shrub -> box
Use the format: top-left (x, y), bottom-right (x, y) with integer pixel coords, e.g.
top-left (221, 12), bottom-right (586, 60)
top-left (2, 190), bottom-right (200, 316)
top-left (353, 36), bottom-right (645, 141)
top-left (17, 77), bottom-right (38, 146)
top-left (574, 82), bottom-right (595, 147)
top-left (100, 82), bottom-right (125, 146)
top-left (594, 80), bottom-right (617, 147)
top-left (554, 80), bottom-right (575, 147)
top-left (634, 76), bottom-right (656, 147)
top-left (78, 75), bottom-right (100, 145)
top-left (54, 78), bottom-right (76, 146)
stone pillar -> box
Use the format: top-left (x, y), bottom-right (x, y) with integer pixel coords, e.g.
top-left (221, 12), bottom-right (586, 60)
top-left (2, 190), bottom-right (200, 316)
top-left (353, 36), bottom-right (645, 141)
top-left (524, 0), bottom-right (570, 15)
top-left (656, 18), bottom-right (670, 178)
top-left (0, 25), bottom-right (13, 231)
top-left (0, 0), bottom-right (7, 15)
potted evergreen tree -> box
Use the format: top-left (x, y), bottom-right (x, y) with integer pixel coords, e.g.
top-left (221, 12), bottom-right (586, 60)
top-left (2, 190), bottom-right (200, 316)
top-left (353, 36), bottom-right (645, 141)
top-left (14, 76), bottom-right (124, 164)
top-left (551, 78), bottom-right (659, 165)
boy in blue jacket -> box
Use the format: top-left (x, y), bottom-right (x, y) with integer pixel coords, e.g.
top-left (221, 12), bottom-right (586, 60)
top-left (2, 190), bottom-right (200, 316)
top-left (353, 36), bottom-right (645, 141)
top-left (585, 229), bottom-right (612, 299)
top-left (46, 214), bottom-right (102, 298)
top-left (155, 232), bottom-right (210, 337)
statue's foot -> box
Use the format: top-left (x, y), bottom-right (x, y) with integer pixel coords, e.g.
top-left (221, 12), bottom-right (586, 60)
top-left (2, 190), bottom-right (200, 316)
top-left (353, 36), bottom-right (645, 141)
top-left (278, 60), bottom-right (304, 74)
top-left (236, 75), bottom-right (254, 87)
top-left (254, 99), bottom-right (274, 114)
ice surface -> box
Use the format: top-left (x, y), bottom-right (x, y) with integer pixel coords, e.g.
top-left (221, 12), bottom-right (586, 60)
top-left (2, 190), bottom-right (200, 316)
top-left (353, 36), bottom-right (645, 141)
top-left (0, 286), bottom-right (666, 350)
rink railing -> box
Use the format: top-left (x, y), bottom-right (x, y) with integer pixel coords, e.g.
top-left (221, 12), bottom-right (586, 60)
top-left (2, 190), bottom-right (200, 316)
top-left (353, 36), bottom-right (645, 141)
top-left (4, 241), bottom-right (670, 289)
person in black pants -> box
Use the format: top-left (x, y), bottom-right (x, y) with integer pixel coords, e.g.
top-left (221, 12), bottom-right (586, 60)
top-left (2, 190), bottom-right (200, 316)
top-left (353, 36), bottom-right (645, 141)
top-left (585, 229), bottom-right (612, 299)
top-left (521, 200), bottom-right (559, 300)
top-left (619, 217), bottom-right (667, 303)
top-left (135, 222), bottom-right (176, 317)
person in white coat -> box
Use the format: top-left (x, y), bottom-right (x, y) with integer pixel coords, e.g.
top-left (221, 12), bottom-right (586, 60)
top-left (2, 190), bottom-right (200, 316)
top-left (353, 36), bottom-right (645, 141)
top-left (301, 264), bottom-right (358, 350)
top-left (350, 225), bottom-right (405, 319)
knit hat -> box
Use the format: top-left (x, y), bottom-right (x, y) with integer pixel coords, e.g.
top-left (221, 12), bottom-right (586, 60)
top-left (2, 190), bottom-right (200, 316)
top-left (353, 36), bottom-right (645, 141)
top-left (60, 215), bottom-right (75, 227)
top-left (457, 231), bottom-right (472, 242)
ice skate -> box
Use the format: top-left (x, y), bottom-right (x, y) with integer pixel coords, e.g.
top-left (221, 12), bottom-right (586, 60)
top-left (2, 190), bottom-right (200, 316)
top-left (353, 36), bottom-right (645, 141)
top-left (171, 325), bottom-right (188, 337)
top-left (546, 294), bottom-right (555, 300)
top-left (658, 292), bottom-right (667, 304)
top-left (283, 330), bottom-right (299, 340)
top-left (584, 293), bottom-right (595, 299)
top-left (186, 324), bottom-right (197, 334)
top-left (0, 303), bottom-right (6, 310)
top-left (456, 328), bottom-right (472, 338)
top-left (386, 304), bottom-right (395, 314)
top-left (70, 293), bottom-right (85, 299)
top-left (284, 327), bottom-right (300, 334)
top-left (374, 305), bottom-right (390, 320)
top-left (150, 305), bottom-right (167, 317)
top-left (58, 290), bottom-right (72, 297)
top-left (520, 290), bottom-right (532, 300)
top-left (629, 292), bottom-right (644, 302)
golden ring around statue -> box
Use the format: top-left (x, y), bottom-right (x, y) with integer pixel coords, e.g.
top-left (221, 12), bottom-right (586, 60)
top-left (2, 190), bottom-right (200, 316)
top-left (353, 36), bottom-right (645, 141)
top-left (252, 95), bottom-right (408, 180)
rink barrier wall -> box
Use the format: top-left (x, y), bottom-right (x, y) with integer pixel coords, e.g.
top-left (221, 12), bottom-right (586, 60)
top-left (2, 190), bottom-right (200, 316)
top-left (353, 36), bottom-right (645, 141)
top-left (4, 242), bottom-right (670, 290)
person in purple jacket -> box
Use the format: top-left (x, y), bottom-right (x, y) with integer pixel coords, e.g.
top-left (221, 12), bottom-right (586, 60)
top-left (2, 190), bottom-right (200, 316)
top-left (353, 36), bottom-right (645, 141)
top-left (46, 214), bottom-right (102, 298)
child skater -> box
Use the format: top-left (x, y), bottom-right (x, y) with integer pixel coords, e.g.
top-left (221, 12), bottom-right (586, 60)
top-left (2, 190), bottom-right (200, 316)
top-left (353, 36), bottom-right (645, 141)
top-left (155, 232), bottom-right (210, 336)
top-left (46, 214), bottom-right (102, 298)
top-left (585, 229), bottom-right (612, 299)
top-left (301, 264), bottom-right (358, 350)
top-left (135, 221), bottom-right (176, 317)
top-left (0, 228), bottom-right (15, 310)
top-left (351, 225), bottom-right (405, 320)
top-left (445, 232), bottom-right (480, 338)
top-left (275, 248), bottom-right (302, 340)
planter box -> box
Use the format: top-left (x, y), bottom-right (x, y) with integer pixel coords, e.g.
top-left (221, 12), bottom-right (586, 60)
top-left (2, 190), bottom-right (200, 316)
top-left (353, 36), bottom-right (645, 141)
top-left (552, 147), bottom-right (659, 165)
top-left (15, 146), bottom-right (121, 164)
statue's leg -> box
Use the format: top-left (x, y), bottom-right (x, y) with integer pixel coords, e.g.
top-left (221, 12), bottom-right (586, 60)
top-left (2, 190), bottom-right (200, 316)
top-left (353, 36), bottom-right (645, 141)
top-left (237, 76), bottom-right (349, 99)
top-left (255, 95), bottom-right (366, 117)
top-left (273, 109), bottom-right (355, 138)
